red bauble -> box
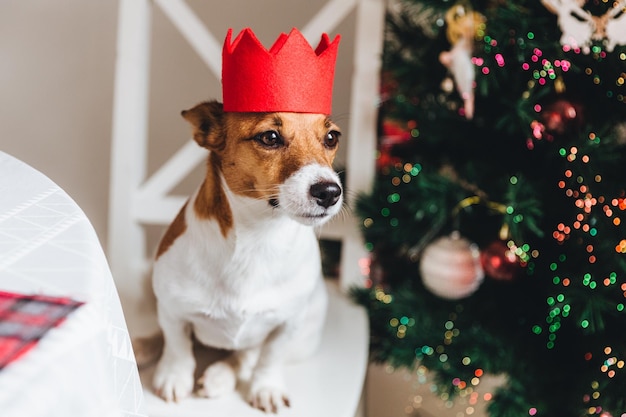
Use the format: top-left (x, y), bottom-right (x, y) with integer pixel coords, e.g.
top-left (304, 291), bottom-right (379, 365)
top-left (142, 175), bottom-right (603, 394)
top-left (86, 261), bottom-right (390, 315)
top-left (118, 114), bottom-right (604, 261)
top-left (541, 99), bottom-right (583, 136)
top-left (376, 119), bottom-right (412, 171)
top-left (480, 240), bottom-right (522, 281)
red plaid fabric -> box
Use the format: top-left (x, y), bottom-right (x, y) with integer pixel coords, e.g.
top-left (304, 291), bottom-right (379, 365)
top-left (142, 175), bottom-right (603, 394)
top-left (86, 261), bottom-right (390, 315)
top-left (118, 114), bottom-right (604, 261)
top-left (0, 291), bottom-right (83, 369)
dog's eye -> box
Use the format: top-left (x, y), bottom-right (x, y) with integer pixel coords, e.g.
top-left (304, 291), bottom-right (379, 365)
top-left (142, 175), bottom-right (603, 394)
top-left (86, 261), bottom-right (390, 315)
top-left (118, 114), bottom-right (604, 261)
top-left (254, 131), bottom-right (283, 148)
top-left (324, 131), bottom-right (340, 149)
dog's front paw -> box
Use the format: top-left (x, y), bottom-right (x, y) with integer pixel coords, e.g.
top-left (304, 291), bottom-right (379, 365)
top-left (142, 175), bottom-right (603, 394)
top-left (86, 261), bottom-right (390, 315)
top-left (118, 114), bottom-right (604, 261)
top-left (153, 359), bottom-right (195, 402)
top-left (197, 360), bottom-right (237, 398)
top-left (249, 382), bottom-right (290, 413)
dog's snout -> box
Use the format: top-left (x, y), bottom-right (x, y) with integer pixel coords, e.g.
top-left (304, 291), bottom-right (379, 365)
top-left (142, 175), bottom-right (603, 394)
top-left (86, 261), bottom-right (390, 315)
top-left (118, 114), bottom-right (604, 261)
top-left (310, 182), bottom-right (342, 208)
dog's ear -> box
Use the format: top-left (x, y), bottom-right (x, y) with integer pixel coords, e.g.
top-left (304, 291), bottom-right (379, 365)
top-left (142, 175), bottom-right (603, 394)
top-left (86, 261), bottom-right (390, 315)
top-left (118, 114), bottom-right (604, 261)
top-left (181, 100), bottom-right (225, 151)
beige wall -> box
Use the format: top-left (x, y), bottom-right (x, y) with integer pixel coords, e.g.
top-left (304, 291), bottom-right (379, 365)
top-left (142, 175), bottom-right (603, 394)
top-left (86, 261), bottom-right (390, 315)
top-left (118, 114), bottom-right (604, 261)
top-left (0, 0), bottom-right (116, 246)
top-left (0, 0), bottom-right (354, 252)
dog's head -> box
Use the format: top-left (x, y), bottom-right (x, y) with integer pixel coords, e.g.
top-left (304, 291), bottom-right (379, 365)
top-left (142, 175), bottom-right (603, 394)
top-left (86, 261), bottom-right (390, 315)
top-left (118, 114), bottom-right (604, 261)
top-left (182, 100), bottom-right (343, 227)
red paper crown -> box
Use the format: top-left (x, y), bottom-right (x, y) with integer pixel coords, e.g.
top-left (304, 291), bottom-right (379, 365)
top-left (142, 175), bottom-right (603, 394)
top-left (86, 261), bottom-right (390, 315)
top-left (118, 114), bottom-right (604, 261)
top-left (222, 28), bottom-right (340, 114)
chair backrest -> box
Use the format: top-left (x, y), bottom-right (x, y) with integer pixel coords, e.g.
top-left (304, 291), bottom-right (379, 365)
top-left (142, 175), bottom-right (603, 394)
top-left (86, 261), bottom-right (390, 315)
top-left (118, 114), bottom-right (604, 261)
top-left (108, 0), bottom-right (385, 305)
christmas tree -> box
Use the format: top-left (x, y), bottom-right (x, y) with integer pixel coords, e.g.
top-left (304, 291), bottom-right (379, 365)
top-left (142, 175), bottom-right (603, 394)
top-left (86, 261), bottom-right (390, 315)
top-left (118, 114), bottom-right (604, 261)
top-left (352, 1), bottom-right (626, 416)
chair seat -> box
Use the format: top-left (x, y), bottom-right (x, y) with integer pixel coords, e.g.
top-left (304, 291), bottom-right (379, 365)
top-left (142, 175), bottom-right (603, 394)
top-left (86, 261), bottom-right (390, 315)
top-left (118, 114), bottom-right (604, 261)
top-left (138, 280), bottom-right (369, 417)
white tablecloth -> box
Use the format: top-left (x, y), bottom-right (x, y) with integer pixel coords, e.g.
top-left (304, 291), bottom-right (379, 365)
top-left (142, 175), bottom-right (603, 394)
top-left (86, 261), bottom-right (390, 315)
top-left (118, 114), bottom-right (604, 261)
top-left (0, 151), bottom-right (145, 417)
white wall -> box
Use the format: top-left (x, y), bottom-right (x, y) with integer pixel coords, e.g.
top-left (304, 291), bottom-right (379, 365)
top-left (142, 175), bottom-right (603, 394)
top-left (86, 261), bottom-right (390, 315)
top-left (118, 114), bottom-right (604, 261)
top-left (0, 0), bottom-right (116, 245)
top-left (0, 0), bottom-right (355, 252)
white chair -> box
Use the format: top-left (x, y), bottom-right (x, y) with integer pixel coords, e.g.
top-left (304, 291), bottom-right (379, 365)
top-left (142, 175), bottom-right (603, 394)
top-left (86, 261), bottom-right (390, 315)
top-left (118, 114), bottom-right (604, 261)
top-left (107, 1), bottom-right (385, 416)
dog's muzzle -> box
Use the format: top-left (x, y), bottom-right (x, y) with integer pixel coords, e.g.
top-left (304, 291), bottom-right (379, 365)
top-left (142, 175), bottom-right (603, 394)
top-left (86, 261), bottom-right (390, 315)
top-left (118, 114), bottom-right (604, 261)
top-left (276, 164), bottom-right (343, 226)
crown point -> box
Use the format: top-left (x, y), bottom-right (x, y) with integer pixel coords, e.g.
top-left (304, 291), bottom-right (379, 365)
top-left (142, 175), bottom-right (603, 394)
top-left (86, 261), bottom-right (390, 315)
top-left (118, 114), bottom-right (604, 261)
top-left (222, 27), bottom-right (340, 114)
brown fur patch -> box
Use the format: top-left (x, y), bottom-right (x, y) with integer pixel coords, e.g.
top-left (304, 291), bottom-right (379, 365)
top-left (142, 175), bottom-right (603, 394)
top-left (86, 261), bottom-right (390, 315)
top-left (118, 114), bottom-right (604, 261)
top-left (132, 332), bottom-right (164, 369)
top-left (156, 201), bottom-right (188, 259)
top-left (193, 152), bottom-right (233, 237)
top-left (219, 112), bottom-right (340, 201)
top-left (179, 102), bottom-right (340, 235)
top-left (181, 101), bottom-right (225, 151)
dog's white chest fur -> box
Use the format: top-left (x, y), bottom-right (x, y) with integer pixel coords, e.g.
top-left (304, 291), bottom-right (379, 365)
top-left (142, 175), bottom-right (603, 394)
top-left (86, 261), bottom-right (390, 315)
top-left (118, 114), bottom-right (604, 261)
top-left (152, 185), bottom-right (323, 351)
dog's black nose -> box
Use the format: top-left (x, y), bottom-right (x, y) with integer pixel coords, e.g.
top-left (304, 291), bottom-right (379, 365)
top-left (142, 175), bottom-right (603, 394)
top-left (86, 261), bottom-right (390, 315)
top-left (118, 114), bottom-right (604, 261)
top-left (310, 182), bottom-right (342, 208)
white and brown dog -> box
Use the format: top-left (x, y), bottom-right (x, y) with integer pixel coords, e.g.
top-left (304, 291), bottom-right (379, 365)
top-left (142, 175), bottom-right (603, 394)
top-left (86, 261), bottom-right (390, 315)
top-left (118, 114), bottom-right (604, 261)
top-left (148, 100), bottom-right (343, 412)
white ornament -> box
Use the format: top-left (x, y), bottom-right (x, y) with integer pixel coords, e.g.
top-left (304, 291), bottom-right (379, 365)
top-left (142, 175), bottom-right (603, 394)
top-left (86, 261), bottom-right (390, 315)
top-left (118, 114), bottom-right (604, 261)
top-left (419, 233), bottom-right (484, 300)
top-left (542, 0), bottom-right (626, 53)
top-left (605, 1), bottom-right (626, 52)
top-left (439, 38), bottom-right (475, 119)
top-left (439, 5), bottom-right (484, 120)
top-left (542, 0), bottom-right (594, 53)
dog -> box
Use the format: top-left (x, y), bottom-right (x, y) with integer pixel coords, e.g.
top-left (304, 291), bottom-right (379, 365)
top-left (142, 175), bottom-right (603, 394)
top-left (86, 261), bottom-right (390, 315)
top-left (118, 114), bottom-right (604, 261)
top-left (144, 100), bottom-right (343, 412)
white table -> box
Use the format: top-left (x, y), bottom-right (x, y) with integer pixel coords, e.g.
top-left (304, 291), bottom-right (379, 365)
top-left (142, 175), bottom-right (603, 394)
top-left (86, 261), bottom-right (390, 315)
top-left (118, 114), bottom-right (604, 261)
top-left (0, 151), bottom-right (145, 417)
